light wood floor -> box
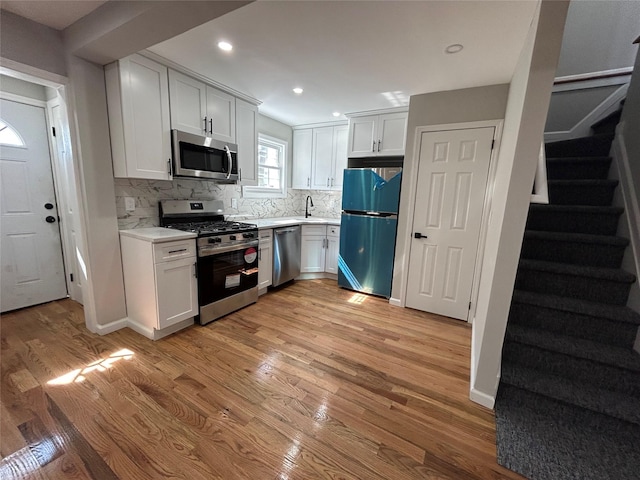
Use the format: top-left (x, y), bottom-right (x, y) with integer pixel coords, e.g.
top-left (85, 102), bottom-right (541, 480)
top-left (1, 279), bottom-right (522, 479)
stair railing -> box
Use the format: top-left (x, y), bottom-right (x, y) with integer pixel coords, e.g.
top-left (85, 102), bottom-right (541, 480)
top-left (531, 142), bottom-right (549, 204)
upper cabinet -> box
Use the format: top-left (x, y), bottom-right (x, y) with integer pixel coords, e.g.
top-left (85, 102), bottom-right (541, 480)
top-left (293, 124), bottom-right (347, 191)
top-left (168, 70), bottom-right (236, 144)
top-left (235, 99), bottom-right (258, 186)
top-left (347, 111), bottom-right (408, 158)
top-left (106, 54), bottom-right (172, 180)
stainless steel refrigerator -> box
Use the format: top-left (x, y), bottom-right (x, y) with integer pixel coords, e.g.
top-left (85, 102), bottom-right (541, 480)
top-left (338, 167), bottom-right (402, 298)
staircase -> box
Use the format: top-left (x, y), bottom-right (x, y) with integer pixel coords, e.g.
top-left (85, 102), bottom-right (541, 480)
top-left (495, 123), bottom-right (640, 479)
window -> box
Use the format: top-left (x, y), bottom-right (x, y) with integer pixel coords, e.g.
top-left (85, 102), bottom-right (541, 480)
top-left (0, 119), bottom-right (25, 147)
top-left (242, 133), bottom-right (287, 198)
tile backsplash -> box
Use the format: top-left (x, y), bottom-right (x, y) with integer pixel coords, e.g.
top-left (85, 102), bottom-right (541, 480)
top-left (114, 178), bottom-right (342, 229)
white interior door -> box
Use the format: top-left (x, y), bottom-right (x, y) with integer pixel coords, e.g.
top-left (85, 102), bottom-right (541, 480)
top-left (406, 127), bottom-right (494, 320)
top-left (1, 99), bottom-right (67, 312)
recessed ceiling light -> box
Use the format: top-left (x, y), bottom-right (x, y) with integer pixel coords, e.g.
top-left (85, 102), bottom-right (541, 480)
top-left (332, 112), bottom-right (341, 117)
top-left (218, 41), bottom-right (233, 52)
top-left (293, 87), bottom-right (304, 95)
top-left (445, 44), bottom-right (464, 54)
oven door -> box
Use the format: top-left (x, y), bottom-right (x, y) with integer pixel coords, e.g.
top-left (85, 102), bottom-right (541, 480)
top-left (197, 242), bottom-right (259, 308)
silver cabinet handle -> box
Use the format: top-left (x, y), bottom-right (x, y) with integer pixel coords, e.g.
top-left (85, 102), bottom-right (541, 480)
top-left (258, 247), bottom-right (262, 261)
top-left (239, 168), bottom-right (242, 182)
top-left (167, 159), bottom-right (172, 177)
top-left (372, 140), bottom-right (375, 152)
top-left (378, 139), bottom-right (381, 152)
top-left (307, 177), bottom-right (310, 187)
top-left (168, 248), bottom-right (188, 254)
top-left (203, 116), bottom-right (208, 133)
top-left (193, 263), bottom-right (197, 278)
top-left (209, 118), bottom-right (213, 135)
top-left (326, 177), bottom-right (330, 187)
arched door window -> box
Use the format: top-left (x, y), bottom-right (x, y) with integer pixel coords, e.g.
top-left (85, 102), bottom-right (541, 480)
top-left (0, 119), bottom-right (26, 147)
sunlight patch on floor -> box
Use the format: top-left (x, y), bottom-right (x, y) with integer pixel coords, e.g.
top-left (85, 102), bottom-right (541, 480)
top-left (47, 349), bottom-right (134, 385)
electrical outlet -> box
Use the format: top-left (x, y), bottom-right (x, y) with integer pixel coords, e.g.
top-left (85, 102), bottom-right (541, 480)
top-left (124, 197), bottom-right (135, 212)
top-left (231, 198), bottom-right (238, 209)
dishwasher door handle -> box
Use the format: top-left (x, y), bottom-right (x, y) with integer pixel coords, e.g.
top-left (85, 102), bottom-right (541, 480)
top-left (276, 228), bottom-right (298, 234)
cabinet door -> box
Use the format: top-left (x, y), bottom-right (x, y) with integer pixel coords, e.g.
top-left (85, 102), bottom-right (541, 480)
top-left (311, 127), bottom-right (334, 190)
top-left (156, 257), bottom-right (198, 329)
top-left (331, 125), bottom-right (348, 190)
top-left (168, 70), bottom-right (207, 136)
top-left (258, 241), bottom-right (273, 290)
top-left (348, 115), bottom-right (377, 158)
top-left (236, 99), bottom-right (258, 186)
top-left (325, 236), bottom-right (340, 274)
top-left (378, 112), bottom-right (408, 156)
top-left (206, 85), bottom-right (236, 143)
top-left (116, 54), bottom-right (172, 180)
top-left (300, 235), bottom-right (326, 273)
top-left (292, 129), bottom-right (313, 189)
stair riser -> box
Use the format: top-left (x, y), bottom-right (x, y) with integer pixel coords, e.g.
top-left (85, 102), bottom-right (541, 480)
top-left (526, 210), bottom-right (620, 235)
top-left (545, 135), bottom-right (614, 158)
top-left (547, 184), bottom-right (616, 206)
top-left (546, 161), bottom-right (611, 180)
top-left (502, 341), bottom-right (640, 396)
top-left (509, 303), bottom-right (638, 349)
top-left (515, 269), bottom-right (631, 305)
top-left (520, 238), bottom-right (626, 268)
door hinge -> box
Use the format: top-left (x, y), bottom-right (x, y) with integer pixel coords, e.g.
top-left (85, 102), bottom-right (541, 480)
top-left (468, 301), bottom-right (472, 310)
top-left (491, 139), bottom-right (495, 150)
top-left (52, 126), bottom-right (56, 137)
top-left (70, 273), bottom-right (74, 282)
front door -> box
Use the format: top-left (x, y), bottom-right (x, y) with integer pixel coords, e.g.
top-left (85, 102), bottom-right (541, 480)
top-left (406, 127), bottom-right (494, 320)
top-left (1, 98), bottom-right (67, 312)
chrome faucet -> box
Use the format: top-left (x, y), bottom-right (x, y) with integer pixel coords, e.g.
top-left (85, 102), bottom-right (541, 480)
top-left (305, 195), bottom-right (314, 218)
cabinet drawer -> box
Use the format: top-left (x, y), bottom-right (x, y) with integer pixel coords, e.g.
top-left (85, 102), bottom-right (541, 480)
top-left (327, 225), bottom-right (340, 237)
top-left (153, 240), bottom-right (196, 263)
top-left (302, 225), bottom-right (327, 236)
top-left (259, 229), bottom-right (273, 241)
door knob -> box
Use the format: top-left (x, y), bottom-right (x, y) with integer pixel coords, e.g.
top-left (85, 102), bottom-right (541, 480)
top-left (44, 203), bottom-right (54, 210)
top-left (414, 232), bottom-right (427, 239)
top-left (45, 216), bottom-right (56, 223)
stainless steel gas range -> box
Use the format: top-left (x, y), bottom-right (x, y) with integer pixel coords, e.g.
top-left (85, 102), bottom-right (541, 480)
top-left (159, 200), bottom-right (258, 325)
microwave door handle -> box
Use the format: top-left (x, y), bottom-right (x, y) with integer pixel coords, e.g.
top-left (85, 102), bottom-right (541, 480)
top-left (225, 145), bottom-right (233, 179)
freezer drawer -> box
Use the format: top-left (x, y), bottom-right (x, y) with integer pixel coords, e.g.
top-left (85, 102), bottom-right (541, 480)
top-left (338, 213), bottom-right (398, 298)
top-left (272, 225), bottom-right (301, 287)
top-left (342, 168), bottom-right (402, 214)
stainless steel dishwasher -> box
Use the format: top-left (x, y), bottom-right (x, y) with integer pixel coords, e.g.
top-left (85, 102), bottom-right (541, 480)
top-left (272, 225), bottom-right (301, 287)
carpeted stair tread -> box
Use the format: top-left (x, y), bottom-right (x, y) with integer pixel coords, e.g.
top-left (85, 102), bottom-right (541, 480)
top-left (545, 133), bottom-right (615, 157)
top-left (512, 290), bottom-right (640, 325)
top-left (528, 204), bottom-right (624, 215)
top-left (505, 324), bottom-right (640, 372)
top-left (523, 230), bottom-right (629, 247)
top-left (495, 384), bottom-right (640, 480)
top-left (501, 362), bottom-right (640, 425)
top-left (526, 204), bottom-right (623, 235)
top-left (547, 179), bottom-right (618, 187)
top-left (545, 157), bottom-right (611, 180)
top-left (519, 259), bottom-right (636, 284)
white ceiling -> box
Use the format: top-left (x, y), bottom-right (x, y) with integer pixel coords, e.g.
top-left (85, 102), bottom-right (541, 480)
top-left (149, 0), bottom-right (539, 126)
top-left (1, 0), bottom-right (107, 30)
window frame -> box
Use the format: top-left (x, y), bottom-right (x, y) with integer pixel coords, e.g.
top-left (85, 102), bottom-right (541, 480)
top-left (242, 133), bottom-right (288, 198)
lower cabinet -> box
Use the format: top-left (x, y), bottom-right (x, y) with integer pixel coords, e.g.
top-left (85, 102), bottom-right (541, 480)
top-left (300, 225), bottom-right (340, 276)
top-left (120, 235), bottom-right (198, 339)
top-left (258, 228), bottom-right (273, 293)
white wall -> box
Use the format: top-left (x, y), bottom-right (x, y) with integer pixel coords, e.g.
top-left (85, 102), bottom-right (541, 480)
top-left (0, 10), bottom-right (66, 77)
top-left (391, 84), bottom-right (509, 305)
top-left (556, 0), bottom-right (640, 77)
top-left (470, 0), bottom-right (569, 408)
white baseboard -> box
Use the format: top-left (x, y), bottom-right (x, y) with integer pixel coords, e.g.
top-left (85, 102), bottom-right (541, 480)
top-left (296, 272), bottom-right (337, 280)
top-left (388, 297), bottom-right (402, 307)
top-left (469, 387), bottom-right (496, 409)
top-left (94, 317), bottom-right (128, 335)
top-left (127, 317), bottom-right (194, 340)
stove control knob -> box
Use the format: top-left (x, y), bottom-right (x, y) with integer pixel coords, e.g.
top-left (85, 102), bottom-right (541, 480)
top-left (243, 233), bottom-right (255, 238)
top-left (215, 237), bottom-right (222, 243)
top-left (230, 235), bottom-right (236, 241)
top-left (208, 237), bottom-right (216, 244)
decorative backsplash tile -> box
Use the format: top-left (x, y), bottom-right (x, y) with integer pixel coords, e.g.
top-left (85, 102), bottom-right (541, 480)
top-left (114, 178), bottom-right (342, 229)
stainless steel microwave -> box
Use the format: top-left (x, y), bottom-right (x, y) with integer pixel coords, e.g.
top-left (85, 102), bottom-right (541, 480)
top-left (172, 129), bottom-right (238, 181)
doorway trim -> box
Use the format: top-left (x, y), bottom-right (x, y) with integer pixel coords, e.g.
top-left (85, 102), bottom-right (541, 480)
top-left (0, 56), bottom-right (98, 332)
top-left (392, 119), bottom-right (503, 323)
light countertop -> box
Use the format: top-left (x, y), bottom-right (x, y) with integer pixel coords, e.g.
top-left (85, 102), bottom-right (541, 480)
top-left (119, 227), bottom-right (197, 243)
top-left (250, 216), bottom-right (341, 229)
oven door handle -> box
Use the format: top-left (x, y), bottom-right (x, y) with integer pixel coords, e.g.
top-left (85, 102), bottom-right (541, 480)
top-left (225, 145), bottom-right (233, 180)
top-left (198, 240), bottom-right (258, 257)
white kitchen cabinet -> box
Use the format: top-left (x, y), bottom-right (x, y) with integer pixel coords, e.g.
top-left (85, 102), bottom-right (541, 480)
top-left (300, 225), bottom-right (340, 276)
top-left (292, 129), bottom-right (313, 189)
top-left (325, 225), bottom-right (340, 275)
top-left (258, 229), bottom-right (273, 293)
top-left (293, 124), bottom-right (347, 191)
top-left (347, 111), bottom-right (408, 158)
top-left (105, 54), bottom-right (172, 180)
top-left (168, 70), bottom-right (236, 143)
top-left (236, 99), bottom-right (258, 186)
top-left (301, 225), bottom-right (327, 273)
top-left (120, 234), bottom-right (198, 340)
